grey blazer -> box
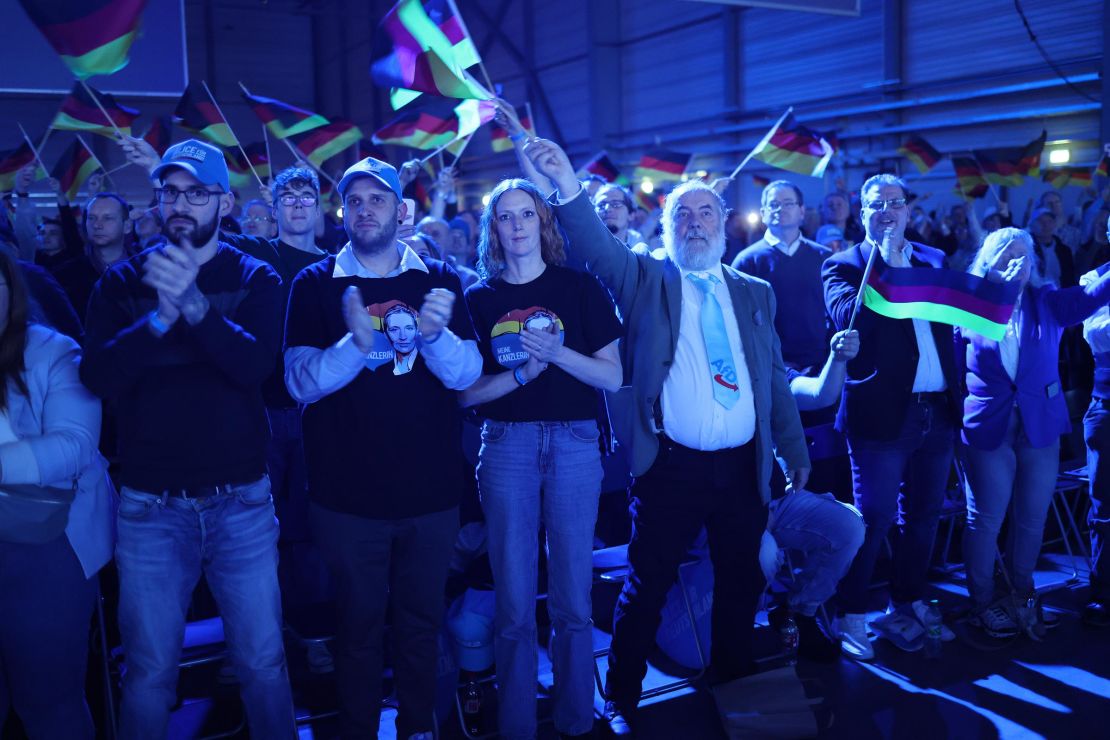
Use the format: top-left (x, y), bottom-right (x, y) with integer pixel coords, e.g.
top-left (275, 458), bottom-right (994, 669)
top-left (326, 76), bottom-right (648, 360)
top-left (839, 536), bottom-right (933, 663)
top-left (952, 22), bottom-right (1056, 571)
top-left (554, 191), bottom-right (809, 503)
top-left (1, 324), bottom-right (115, 577)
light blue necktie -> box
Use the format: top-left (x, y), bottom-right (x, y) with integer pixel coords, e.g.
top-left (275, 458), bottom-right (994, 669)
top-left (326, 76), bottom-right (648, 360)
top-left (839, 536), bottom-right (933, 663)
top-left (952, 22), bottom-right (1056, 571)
top-left (687, 273), bottom-right (740, 409)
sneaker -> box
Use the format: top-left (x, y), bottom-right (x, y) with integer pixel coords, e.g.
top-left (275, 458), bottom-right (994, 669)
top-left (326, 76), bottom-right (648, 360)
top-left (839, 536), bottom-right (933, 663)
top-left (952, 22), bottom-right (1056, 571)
top-left (870, 610), bottom-right (925, 652)
top-left (907, 600), bottom-right (956, 642)
top-left (836, 613), bottom-right (874, 660)
top-left (969, 603), bottom-right (1019, 638)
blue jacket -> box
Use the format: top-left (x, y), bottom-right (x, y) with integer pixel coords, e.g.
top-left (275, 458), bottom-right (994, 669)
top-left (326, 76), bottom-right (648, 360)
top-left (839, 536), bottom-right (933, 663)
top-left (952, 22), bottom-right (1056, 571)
top-left (1, 324), bottom-right (114, 577)
top-left (961, 272), bottom-right (1110, 450)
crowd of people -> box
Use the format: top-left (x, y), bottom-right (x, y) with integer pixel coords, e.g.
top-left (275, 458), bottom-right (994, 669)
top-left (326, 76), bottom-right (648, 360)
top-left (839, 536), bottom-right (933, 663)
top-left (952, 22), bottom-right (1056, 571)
top-left (1, 99), bottom-right (1110, 740)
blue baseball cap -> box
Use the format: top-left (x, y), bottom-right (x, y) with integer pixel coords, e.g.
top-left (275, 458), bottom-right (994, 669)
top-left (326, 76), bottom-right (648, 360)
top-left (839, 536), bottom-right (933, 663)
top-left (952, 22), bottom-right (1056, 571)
top-left (338, 157), bottom-right (402, 201)
top-left (151, 139), bottom-right (230, 193)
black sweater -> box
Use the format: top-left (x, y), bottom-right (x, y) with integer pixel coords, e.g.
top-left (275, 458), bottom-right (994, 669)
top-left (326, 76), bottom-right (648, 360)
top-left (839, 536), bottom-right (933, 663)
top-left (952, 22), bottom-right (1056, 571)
top-left (80, 243), bottom-right (283, 490)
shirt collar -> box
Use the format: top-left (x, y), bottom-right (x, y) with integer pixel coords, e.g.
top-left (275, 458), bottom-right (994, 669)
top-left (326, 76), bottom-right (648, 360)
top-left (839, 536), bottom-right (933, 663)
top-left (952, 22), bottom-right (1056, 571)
top-left (763, 230), bottom-right (800, 250)
top-left (332, 241), bottom-right (429, 278)
top-left (679, 261), bottom-right (727, 284)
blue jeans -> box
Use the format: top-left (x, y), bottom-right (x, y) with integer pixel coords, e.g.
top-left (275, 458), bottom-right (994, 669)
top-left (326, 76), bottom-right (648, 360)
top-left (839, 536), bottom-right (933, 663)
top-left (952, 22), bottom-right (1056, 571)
top-left (477, 420), bottom-right (602, 740)
top-left (768, 490), bottom-right (865, 616)
top-left (115, 476), bottom-right (295, 740)
top-left (838, 396), bottom-right (956, 612)
top-left (0, 534), bottom-right (97, 739)
top-left (1085, 397), bottom-right (1110, 601)
top-left (964, 409), bottom-right (1060, 605)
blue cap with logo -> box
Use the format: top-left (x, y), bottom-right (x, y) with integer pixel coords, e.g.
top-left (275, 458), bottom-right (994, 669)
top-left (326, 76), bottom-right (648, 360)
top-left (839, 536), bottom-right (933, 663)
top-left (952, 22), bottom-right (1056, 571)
top-left (338, 157), bottom-right (403, 201)
top-left (151, 139), bottom-right (230, 193)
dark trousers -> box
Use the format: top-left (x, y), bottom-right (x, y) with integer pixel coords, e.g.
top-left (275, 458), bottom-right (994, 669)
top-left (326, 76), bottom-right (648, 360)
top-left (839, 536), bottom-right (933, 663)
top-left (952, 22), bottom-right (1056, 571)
top-left (838, 395), bottom-right (955, 612)
top-left (0, 534), bottom-right (97, 739)
top-left (1084, 397), bottom-right (1110, 600)
top-left (606, 437), bottom-right (766, 709)
top-left (310, 503), bottom-right (458, 739)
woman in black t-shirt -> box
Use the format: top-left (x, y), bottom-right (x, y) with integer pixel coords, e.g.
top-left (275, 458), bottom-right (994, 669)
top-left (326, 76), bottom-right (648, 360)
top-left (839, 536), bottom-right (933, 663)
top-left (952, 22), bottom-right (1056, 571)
top-left (461, 178), bottom-right (622, 739)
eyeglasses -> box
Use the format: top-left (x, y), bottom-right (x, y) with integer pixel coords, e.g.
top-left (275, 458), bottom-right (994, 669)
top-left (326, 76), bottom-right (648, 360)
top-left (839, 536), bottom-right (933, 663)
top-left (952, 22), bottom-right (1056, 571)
top-left (278, 193), bottom-right (319, 207)
top-left (864, 197), bottom-right (908, 211)
top-left (241, 215), bottom-right (275, 224)
top-left (764, 200), bottom-right (799, 211)
top-left (154, 186), bottom-right (224, 206)
top-left (596, 201), bottom-right (627, 212)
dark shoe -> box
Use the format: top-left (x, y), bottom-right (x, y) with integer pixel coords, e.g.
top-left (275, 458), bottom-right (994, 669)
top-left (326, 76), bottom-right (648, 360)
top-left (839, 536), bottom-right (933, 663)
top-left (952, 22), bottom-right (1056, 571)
top-left (769, 607), bottom-right (840, 663)
top-left (602, 700), bottom-right (635, 737)
top-left (1083, 600), bottom-right (1110, 628)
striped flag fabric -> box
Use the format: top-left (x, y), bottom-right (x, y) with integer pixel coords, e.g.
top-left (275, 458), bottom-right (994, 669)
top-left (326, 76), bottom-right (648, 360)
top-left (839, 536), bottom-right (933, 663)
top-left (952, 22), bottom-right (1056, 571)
top-left (576, 152), bottom-right (620, 183)
top-left (752, 113), bottom-right (835, 178)
top-left (1095, 155), bottom-right (1109, 181)
top-left (51, 83), bottom-right (139, 138)
top-left (50, 138), bottom-right (100, 200)
top-left (1017, 130), bottom-right (1046, 178)
top-left (224, 143), bottom-right (271, 188)
top-left (0, 143), bottom-right (39, 192)
top-left (174, 83), bottom-right (236, 147)
top-left (633, 149), bottom-right (691, 184)
top-left (241, 89), bottom-right (328, 139)
top-left (952, 156), bottom-right (990, 200)
top-left (371, 0), bottom-right (488, 108)
top-left (1043, 166), bottom-right (1093, 189)
top-left (372, 97), bottom-right (492, 150)
top-left (17, 0), bottom-right (147, 80)
top-left (141, 116), bottom-right (172, 155)
top-left (898, 135), bottom-right (941, 174)
top-left (288, 120), bottom-right (363, 169)
top-left (863, 259), bottom-right (1020, 341)
top-left (972, 150), bottom-right (1024, 187)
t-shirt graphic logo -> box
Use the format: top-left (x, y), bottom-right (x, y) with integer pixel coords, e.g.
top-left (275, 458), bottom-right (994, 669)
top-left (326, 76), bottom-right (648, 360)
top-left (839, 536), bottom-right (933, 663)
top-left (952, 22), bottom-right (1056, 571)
top-left (365, 299), bottom-right (420, 374)
top-left (490, 306), bottom-right (564, 369)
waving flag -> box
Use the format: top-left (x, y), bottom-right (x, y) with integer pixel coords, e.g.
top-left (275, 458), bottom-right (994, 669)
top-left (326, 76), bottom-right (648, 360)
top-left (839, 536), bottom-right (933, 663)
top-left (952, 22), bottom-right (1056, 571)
top-left (51, 138), bottom-right (100, 200)
top-left (898, 135), bottom-right (941, 174)
top-left (241, 88), bottom-right (328, 139)
top-left (489, 108), bottom-right (535, 153)
top-left (752, 112), bottom-right (835, 178)
top-left (973, 150), bottom-right (1024, 187)
top-left (141, 116), bottom-right (172, 156)
top-left (224, 143), bottom-right (271, 188)
top-left (51, 83), bottom-right (139, 138)
top-left (0, 143), bottom-right (39, 192)
top-left (952, 156), bottom-right (990, 200)
top-left (372, 97), bottom-right (493, 150)
top-left (576, 151), bottom-right (620, 183)
top-left (1017, 130), bottom-right (1046, 178)
top-left (17, 0), bottom-right (147, 80)
top-left (863, 260), bottom-right (1019, 341)
top-left (633, 149), bottom-right (691, 184)
top-left (288, 120), bottom-right (363, 169)
top-left (174, 83), bottom-right (236, 147)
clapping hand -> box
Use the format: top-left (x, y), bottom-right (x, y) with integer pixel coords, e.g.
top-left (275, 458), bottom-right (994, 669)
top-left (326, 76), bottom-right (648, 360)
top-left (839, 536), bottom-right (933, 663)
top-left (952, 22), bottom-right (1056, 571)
top-left (519, 322), bottom-right (564, 364)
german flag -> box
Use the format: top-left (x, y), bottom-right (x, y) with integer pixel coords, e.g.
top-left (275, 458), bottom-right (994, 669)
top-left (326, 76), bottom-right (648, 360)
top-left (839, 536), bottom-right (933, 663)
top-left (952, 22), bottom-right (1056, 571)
top-left (1017, 130), bottom-right (1046, 178)
top-left (635, 189), bottom-right (661, 212)
top-left (17, 0), bottom-right (147, 80)
top-left (952, 156), bottom-right (989, 200)
top-left (51, 82), bottom-right (139, 138)
top-left (576, 151), bottom-right (619, 183)
top-left (224, 143), bottom-right (271, 188)
top-left (1095, 155), bottom-right (1108, 180)
top-left (371, 0), bottom-right (489, 107)
top-left (489, 110), bottom-right (535, 153)
top-left (371, 97), bottom-right (483, 150)
top-left (288, 120), bottom-right (363, 169)
top-left (241, 89), bottom-right (328, 140)
top-left (972, 150), bottom-right (1024, 187)
top-left (0, 142), bottom-right (38, 192)
top-left (174, 83), bottom-right (236, 147)
top-left (141, 116), bottom-right (172, 156)
top-left (898, 135), bottom-right (941, 175)
top-left (752, 113), bottom-right (835, 178)
top-left (633, 149), bottom-right (691, 184)
top-left (50, 138), bottom-right (100, 200)
top-left (1043, 166), bottom-right (1093, 189)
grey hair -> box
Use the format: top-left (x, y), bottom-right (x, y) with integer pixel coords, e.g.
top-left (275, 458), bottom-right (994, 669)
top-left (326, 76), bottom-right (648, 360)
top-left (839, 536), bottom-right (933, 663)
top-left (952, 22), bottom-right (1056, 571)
top-left (660, 180), bottom-right (726, 252)
top-left (860, 173), bottom-right (908, 203)
top-left (969, 226), bottom-right (1043, 288)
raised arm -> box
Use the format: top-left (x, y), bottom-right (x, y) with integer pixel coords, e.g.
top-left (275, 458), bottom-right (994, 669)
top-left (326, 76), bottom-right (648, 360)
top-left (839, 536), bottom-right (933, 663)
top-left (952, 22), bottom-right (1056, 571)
top-left (789, 329), bottom-right (860, 411)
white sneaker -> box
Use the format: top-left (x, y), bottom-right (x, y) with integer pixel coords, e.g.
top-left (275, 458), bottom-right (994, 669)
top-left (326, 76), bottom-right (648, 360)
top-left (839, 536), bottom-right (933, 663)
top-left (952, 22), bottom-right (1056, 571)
top-left (969, 604), bottom-right (1019, 639)
top-left (908, 600), bottom-right (956, 642)
top-left (870, 610), bottom-right (924, 652)
top-left (837, 613), bottom-right (875, 660)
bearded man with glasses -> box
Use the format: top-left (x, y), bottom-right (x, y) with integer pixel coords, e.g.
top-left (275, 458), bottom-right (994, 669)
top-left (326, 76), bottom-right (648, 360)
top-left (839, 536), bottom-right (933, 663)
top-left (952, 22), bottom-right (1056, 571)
top-left (822, 174), bottom-right (962, 661)
top-left (80, 139), bottom-right (295, 739)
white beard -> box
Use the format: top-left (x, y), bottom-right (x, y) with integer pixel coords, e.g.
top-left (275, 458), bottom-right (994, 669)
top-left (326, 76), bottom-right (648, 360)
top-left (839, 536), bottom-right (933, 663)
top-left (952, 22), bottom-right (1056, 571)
top-left (668, 235), bottom-right (725, 271)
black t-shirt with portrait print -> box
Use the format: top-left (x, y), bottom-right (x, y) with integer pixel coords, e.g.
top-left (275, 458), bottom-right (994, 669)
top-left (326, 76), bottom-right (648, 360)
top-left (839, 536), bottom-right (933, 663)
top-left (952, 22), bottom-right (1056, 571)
top-left (464, 264), bottom-right (622, 423)
top-left (284, 253), bottom-right (476, 520)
